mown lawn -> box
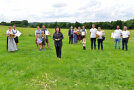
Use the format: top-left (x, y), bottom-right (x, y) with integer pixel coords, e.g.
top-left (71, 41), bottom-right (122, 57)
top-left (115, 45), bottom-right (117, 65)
top-left (0, 25), bottom-right (134, 90)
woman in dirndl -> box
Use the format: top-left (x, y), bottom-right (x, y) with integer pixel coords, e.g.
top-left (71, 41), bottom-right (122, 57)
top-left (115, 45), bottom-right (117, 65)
top-left (77, 27), bottom-right (82, 44)
top-left (6, 26), bottom-right (17, 52)
top-left (73, 27), bottom-right (78, 44)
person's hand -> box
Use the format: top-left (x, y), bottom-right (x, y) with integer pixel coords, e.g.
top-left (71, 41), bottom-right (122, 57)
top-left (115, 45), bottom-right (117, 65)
top-left (58, 38), bottom-right (60, 41)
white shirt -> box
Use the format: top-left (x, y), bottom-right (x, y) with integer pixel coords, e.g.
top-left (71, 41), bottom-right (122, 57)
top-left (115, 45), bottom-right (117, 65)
top-left (96, 31), bottom-right (104, 39)
top-left (90, 28), bottom-right (97, 38)
top-left (122, 30), bottom-right (130, 38)
top-left (114, 29), bottom-right (122, 38)
top-left (6, 30), bottom-right (13, 34)
top-left (12, 29), bottom-right (18, 34)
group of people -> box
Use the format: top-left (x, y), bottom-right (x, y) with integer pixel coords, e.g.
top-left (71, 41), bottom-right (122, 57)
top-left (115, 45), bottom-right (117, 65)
top-left (6, 25), bottom-right (20, 52)
top-left (35, 25), bottom-right (63, 59)
top-left (35, 25), bottom-right (50, 51)
top-left (68, 24), bottom-right (130, 51)
top-left (68, 26), bottom-right (87, 49)
top-left (113, 25), bottom-right (130, 51)
top-left (68, 24), bottom-right (105, 50)
top-left (6, 24), bottom-right (130, 59)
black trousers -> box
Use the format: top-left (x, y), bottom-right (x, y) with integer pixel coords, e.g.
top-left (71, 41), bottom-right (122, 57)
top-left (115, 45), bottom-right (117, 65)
top-left (69, 37), bottom-right (73, 44)
top-left (91, 38), bottom-right (96, 50)
top-left (97, 39), bottom-right (103, 50)
top-left (14, 37), bottom-right (19, 43)
top-left (55, 46), bottom-right (62, 58)
top-left (122, 38), bottom-right (128, 50)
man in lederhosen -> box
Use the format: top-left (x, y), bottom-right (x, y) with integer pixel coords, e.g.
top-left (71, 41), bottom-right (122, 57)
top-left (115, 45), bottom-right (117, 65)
top-left (41, 25), bottom-right (50, 49)
top-left (12, 25), bottom-right (19, 49)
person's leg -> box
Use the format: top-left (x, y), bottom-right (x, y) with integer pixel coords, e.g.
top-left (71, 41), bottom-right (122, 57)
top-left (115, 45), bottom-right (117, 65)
top-left (69, 37), bottom-right (71, 44)
top-left (118, 38), bottom-right (121, 49)
top-left (58, 46), bottom-right (62, 58)
top-left (114, 38), bottom-right (117, 49)
top-left (98, 39), bottom-right (100, 50)
top-left (94, 38), bottom-right (96, 50)
top-left (101, 39), bottom-right (103, 50)
top-left (39, 44), bottom-right (42, 51)
top-left (71, 37), bottom-right (73, 44)
top-left (125, 38), bottom-right (128, 51)
top-left (56, 46), bottom-right (59, 58)
top-left (91, 38), bottom-right (93, 50)
top-left (46, 39), bottom-right (49, 48)
top-left (42, 39), bottom-right (46, 49)
top-left (122, 38), bottom-right (124, 50)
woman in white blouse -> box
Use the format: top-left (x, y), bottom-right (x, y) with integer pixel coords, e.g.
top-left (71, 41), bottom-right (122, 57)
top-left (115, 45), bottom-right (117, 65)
top-left (96, 27), bottom-right (105, 50)
top-left (6, 26), bottom-right (17, 52)
top-left (122, 26), bottom-right (130, 51)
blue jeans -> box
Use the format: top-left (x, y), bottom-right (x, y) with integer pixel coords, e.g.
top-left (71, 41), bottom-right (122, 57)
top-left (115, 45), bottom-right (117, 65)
top-left (115, 38), bottom-right (120, 49)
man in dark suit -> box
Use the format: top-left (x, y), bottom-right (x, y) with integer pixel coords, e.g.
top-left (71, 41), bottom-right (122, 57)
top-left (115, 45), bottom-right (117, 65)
top-left (68, 26), bottom-right (74, 44)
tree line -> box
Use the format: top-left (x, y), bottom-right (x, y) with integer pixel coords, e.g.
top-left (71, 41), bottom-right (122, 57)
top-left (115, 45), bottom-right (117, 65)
top-left (1, 19), bottom-right (134, 29)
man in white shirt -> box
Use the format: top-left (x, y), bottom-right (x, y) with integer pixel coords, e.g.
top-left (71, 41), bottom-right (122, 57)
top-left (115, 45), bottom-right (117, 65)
top-left (114, 25), bottom-right (122, 49)
top-left (12, 25), bottom-right (19, 48)
top-left (90, 24), bottom-right (97, 50)
top-left (122, 26), bottom-right (130, 51)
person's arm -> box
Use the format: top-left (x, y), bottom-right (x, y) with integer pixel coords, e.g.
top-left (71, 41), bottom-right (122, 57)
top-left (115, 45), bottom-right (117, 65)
top-left (85, 29), bottom-right (87, 34)
top-left (35, 31), bottom-right (37, 40)
top-left (6, 31), bottom-right (9, 37)
top-left (128, 31), bottom-right (130, 39)
top-left (48, 30), bottom-right (50, 35)
top-left (68, 30), bottom-right (70, 36)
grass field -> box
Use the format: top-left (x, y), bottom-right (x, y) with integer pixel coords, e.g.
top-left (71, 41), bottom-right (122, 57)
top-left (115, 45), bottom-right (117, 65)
top-left (0, 25), bottom-right (134, 90)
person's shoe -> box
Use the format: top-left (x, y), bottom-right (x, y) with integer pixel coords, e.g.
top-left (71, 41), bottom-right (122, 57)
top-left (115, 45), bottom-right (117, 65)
top-left (39, 49), bottom-right (42, 51)
top-left (42, 48), bottom-right (45, 51)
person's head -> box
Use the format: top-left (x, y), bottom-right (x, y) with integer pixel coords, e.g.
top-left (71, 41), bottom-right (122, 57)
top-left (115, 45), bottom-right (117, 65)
top-left (92, 24), bottom-right (95, 28)
top-left (74, 27), bottom-right (77, 31)
top-left (124, 26), bottom-right (127, 31)
top-left (8, 26), bottom-right (11, 30)
top-left (83, 38), bottom-right (86, 42)
top-left (37, 35), bottom-right (40, 38)
top-left (42, 25), bottom-right (45, 29)
top-left (117, 25), bottom-right (120, 29)
top-left (55, 26), bottom-right (61, 33)
top-left (70, 26), bottom-right (73, 29)
top-left (98, 27), bottom-right (101, 31)
top-left (13, 25), bottom-right (16, 29)
top-left (82, 26), bottom-right (85, 29)
top-left (78, 26), bottom-right (81, 30)
top-left (37, 26), bottom-right (40, 30)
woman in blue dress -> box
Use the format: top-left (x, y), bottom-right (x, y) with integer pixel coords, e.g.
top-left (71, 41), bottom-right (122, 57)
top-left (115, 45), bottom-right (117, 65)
top-left (73, 27), bottom-right (78, 44)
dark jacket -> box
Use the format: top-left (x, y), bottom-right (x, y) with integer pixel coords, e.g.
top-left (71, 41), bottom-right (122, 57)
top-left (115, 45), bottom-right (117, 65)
top-left (68, 29), bottom-right (74, 38)
top-left (53, 32), bottom-right (63, 47)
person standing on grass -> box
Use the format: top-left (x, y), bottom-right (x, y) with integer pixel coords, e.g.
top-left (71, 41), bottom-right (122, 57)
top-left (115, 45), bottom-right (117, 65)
top-left (114, 25), bottom-right (122, 49)
top-left (41, 25), bottom-right (50, 49)
top-left (68, 26), bottom-right (74, 44)
top-left (77, 27), bottom-right (82, 44)
top-left (6, 26), bottom-right (17, 52)
top-left (81, 26), bottom-right (87, 41)
top-left (82, 38), bottom-right (86, 50)
top-left (12, 25), bottom-right (19, 49)
top-left (90, 24), bottom-right (97, 50)
top-left (35, 26), bottom-right (42, 49)
top-left (73, 27), bottom-right (78, 44)
top-left (53, 26), bottom-right (63, 59)
top-left (96, 27), bottom-right (105, 50)
top-left (122, 26), bottom-right (130, 51)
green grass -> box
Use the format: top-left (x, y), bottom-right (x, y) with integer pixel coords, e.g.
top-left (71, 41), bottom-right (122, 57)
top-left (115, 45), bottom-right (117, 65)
top-left (0, 25), bottom-right (134, 90)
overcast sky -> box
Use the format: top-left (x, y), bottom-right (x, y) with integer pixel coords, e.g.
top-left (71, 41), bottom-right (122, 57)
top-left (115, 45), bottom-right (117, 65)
top-left (0, 0), bottom-right (134, 22)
